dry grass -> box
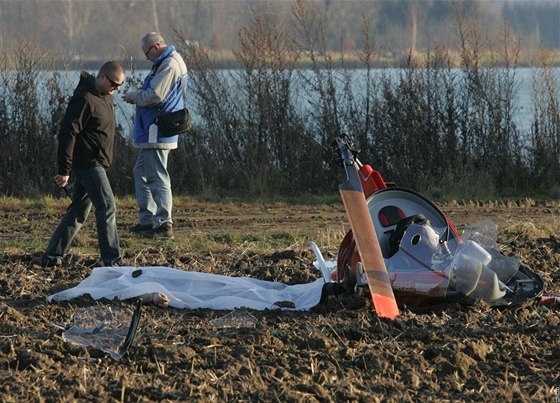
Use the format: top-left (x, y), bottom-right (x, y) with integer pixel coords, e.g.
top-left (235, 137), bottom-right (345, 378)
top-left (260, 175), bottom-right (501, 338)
top-left (1, 197), bottom-right (560, 401)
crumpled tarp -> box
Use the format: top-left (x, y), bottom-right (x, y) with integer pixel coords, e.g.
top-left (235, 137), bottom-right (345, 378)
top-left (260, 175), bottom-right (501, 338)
top-left (47, 266), bottom-right (324, 311)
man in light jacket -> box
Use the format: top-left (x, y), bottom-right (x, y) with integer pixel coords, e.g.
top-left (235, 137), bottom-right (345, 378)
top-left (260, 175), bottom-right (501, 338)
top-left (123, 32), bottom-right (188, 239)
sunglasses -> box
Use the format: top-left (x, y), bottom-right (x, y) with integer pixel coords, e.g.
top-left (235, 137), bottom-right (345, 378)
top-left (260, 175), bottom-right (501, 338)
top-left (106, 75), bottom-right (123, 88)
top-left (144, 44), bottom-right (156, 57)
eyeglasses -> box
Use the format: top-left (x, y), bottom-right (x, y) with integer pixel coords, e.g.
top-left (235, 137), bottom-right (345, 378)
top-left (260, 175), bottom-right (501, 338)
top-left (106, 75), bottom-right (123, 88)
top-left (144, 44), bottom-right (156, 57)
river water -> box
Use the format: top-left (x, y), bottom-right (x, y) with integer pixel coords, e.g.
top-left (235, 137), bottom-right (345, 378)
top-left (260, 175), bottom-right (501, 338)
top-left (36, 67), bottom-right (560, 134)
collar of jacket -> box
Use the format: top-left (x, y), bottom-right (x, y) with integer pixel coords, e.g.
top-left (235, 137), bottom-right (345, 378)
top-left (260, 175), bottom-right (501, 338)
top-left (78, 70), bottom-right (101, 96)
top-left (152, 44), bottom-right (176, 71)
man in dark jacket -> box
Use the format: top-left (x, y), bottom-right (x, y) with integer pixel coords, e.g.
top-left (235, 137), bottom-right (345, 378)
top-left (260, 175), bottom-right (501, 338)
top-left (41, 61), bottom-right (125, 267)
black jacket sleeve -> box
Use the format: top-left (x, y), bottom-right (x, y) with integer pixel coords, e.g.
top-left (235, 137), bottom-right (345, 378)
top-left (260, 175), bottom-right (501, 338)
top-left (57, 95), bottom-right (91, 176)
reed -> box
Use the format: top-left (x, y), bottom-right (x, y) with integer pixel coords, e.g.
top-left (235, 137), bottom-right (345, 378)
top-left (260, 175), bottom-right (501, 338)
top-left (1, 4), bottom-right (558, 199)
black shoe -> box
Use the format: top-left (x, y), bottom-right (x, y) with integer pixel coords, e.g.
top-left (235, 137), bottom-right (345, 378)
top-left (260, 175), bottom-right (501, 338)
top-left (142, 222), bottom-right (174, 239)
top-left (104, 257), bottom-right (126, 267)
top-left (130, 223), bottom-right (153, 234)
top-left (41, 254), bottom-right (62, 267)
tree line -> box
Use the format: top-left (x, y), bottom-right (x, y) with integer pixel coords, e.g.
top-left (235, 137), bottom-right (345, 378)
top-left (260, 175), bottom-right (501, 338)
top-left (0, 1), bottom-right (559, 200)
top-left (0, 0), bottom-right (558, 69)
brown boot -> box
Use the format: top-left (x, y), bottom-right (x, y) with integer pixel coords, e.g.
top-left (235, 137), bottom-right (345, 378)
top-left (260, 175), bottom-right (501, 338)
top-left (142, 222), bottom-right (174, 239)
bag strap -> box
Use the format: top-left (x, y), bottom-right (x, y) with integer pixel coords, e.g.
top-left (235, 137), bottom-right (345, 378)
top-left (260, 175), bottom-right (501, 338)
top-left (172, 51), bottom-right (188, 102)
top-left (156, 51), bottom-right (187, 115)
top-left (179, 75), bottom-right (187, 102)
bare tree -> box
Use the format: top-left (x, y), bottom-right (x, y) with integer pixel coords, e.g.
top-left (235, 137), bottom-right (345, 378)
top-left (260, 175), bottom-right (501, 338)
top-left (151, 0), bottom-right (160, 32)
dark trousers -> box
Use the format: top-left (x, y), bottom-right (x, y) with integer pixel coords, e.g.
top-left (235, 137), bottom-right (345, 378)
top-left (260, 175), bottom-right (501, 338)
top-left (44, 166), bottom-right (121, 265)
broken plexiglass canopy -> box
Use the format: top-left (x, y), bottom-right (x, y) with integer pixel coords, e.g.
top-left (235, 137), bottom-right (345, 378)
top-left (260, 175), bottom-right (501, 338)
top-left (210, 309), bottom-right (258, 329)
top-left (389, 219), bottom-right (520, 302)
top-left (57, 303), bottom-right (140, 359)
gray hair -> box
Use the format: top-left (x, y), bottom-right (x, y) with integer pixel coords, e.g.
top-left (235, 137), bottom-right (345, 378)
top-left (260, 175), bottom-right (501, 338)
top-left (142, 32), bottom-right (166, 48)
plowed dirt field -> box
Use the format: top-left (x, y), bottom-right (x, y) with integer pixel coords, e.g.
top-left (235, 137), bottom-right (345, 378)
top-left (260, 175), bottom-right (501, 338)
top-left (1, 198), bottom-right (559, 402)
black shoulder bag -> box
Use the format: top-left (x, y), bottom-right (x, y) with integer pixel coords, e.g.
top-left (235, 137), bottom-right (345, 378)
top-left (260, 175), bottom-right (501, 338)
top-left (156, 76), bottom-right (192, 136)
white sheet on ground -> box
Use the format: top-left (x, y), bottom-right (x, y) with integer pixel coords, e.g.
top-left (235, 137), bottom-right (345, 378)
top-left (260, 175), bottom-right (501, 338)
top-left (47, 266), bottom-right (325, 311)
